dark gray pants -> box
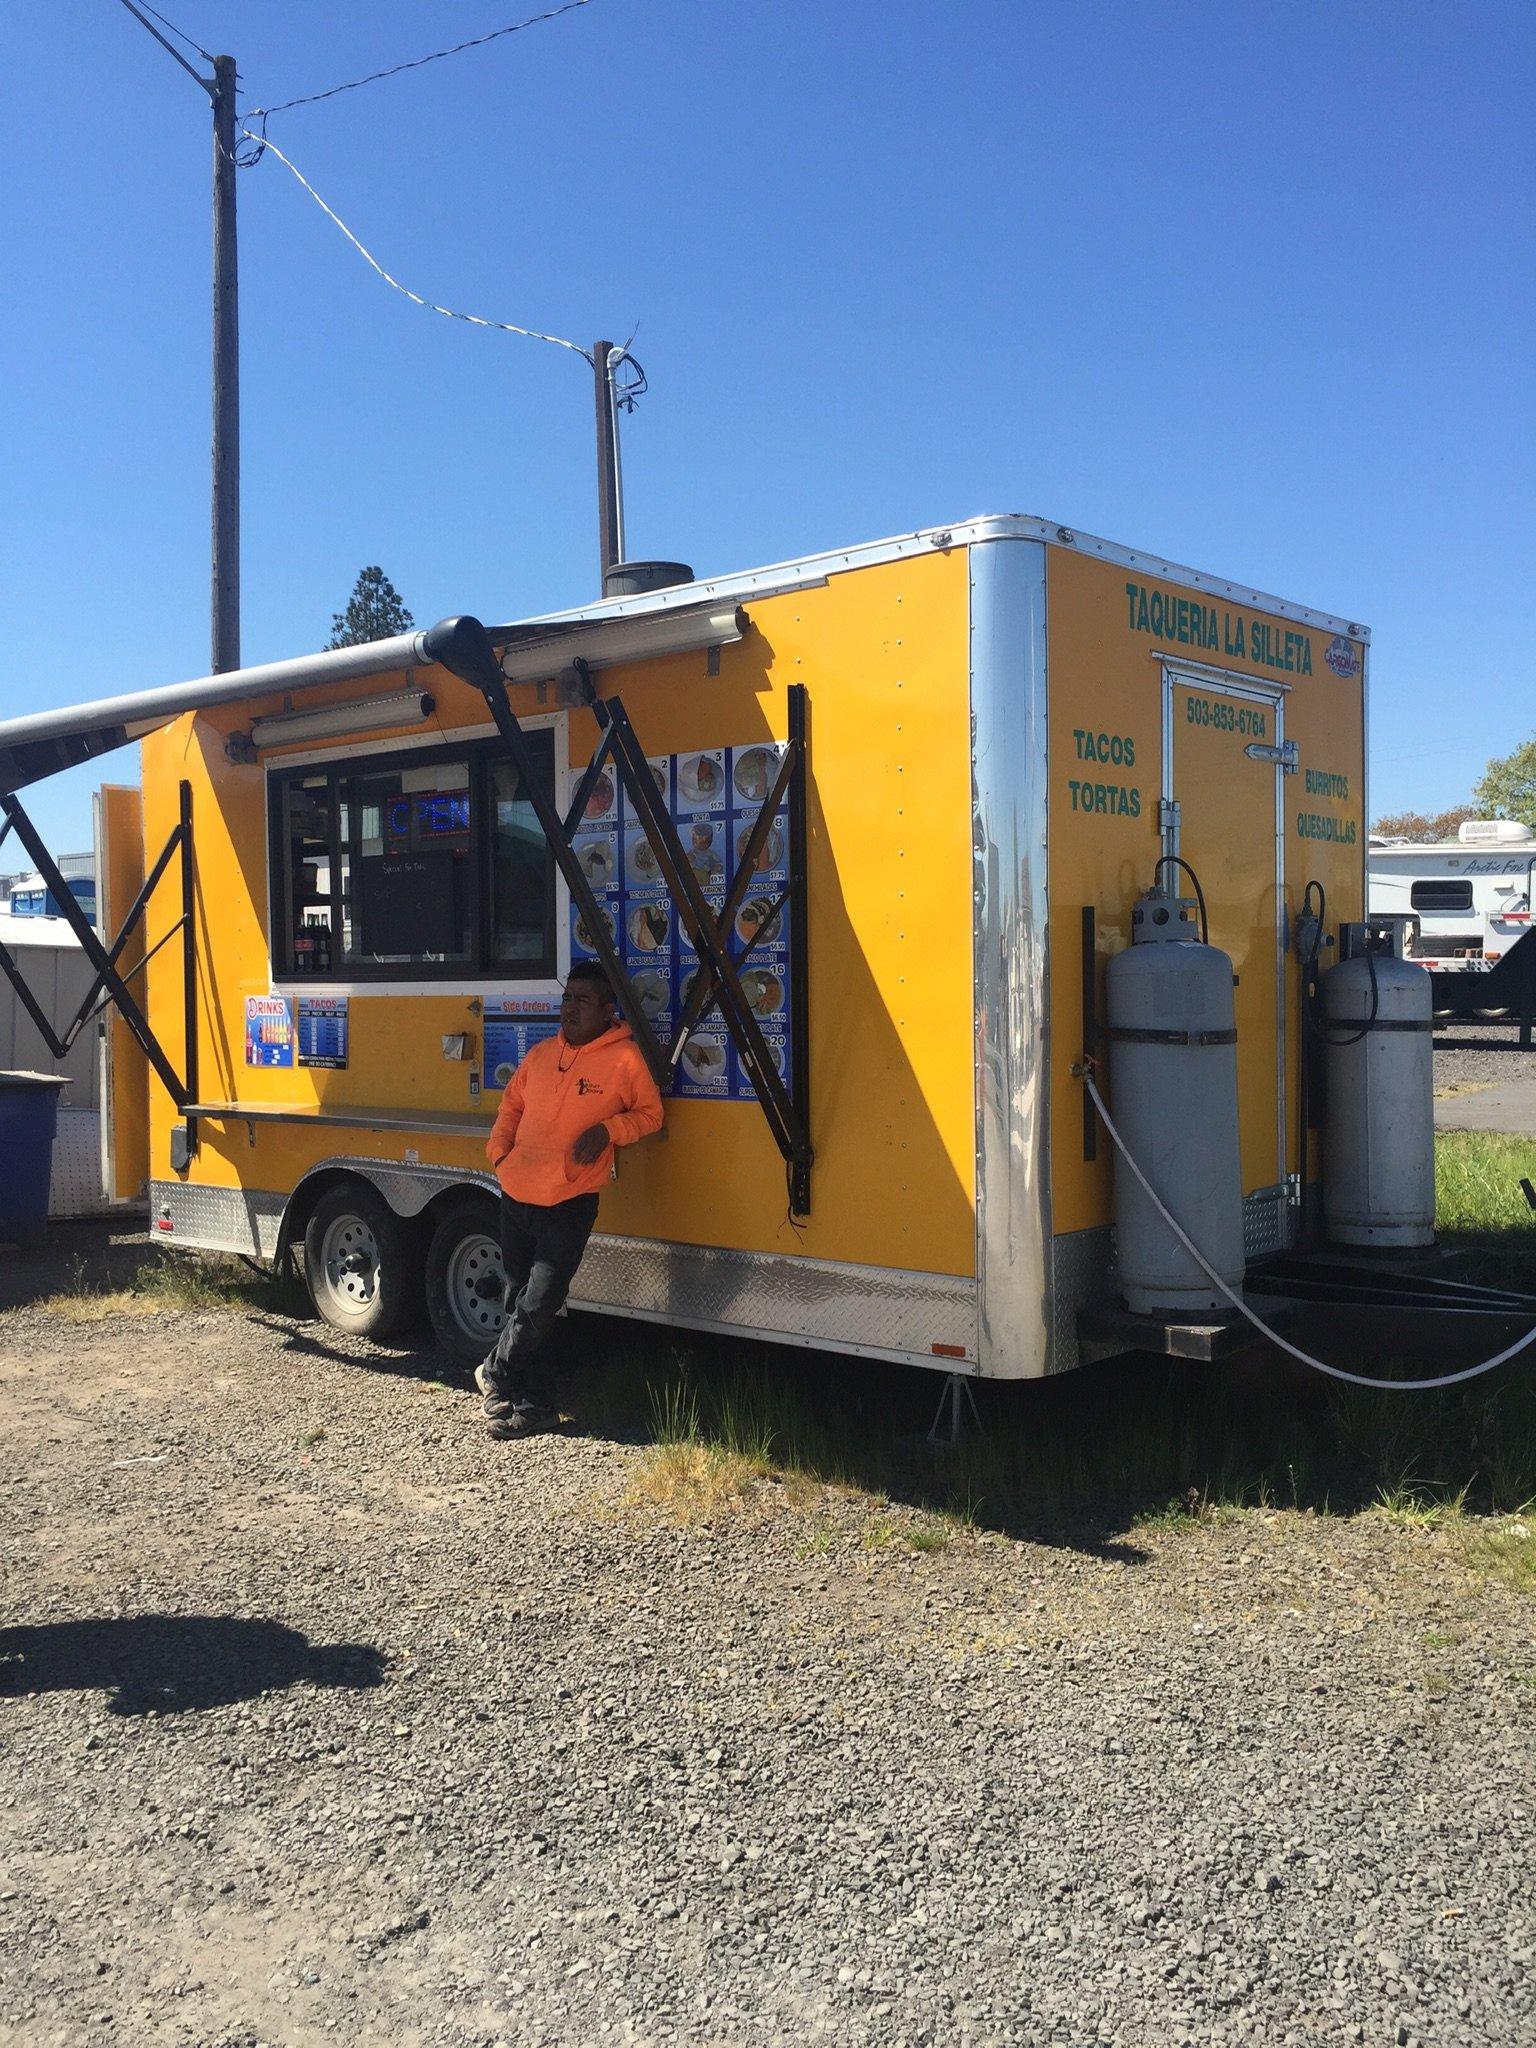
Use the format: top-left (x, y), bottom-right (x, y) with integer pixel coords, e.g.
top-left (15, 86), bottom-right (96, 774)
top-left (484, 1192), bottom-right (599, 1414)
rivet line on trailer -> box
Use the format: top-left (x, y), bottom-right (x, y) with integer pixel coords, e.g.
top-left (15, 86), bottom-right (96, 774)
top-left (1082, 1068), bottom-right (1536, 1392)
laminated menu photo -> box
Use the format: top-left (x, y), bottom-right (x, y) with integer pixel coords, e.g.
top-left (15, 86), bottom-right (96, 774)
top-left (728, 742), bottom-right (787, 810)
top-left (732, 804), bottom-right (789, 884)
top-left (675, 749), bottom-right (727, 816)
top-left (624, 896), bottom-right (671, 965)
top-left (573, 823), bottom-right (620, 896)
top-left (623, 820), bottom-right (666, 892)
top-left (674, 1026), bottom-right (730, 1097)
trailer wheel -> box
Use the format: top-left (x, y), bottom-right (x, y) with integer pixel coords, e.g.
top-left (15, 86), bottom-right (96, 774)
top-left (425, 1197), bottom-right (506, 1363)
top-left (303, 1182), bottom-right (412, 1341)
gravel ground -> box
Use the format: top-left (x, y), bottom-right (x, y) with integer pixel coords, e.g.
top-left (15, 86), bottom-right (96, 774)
top-left (2, 1230), bottom-right (1533, 2048)
top-left (1434, 1018), bottom-right (1536, 1098)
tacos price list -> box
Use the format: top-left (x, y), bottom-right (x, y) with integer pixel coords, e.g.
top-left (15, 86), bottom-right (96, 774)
top-left (568, 742), bottom-right (794, 1100)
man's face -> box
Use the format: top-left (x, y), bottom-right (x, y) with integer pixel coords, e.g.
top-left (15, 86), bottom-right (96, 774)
top-left (560, 979), bottom-right (615, 1046)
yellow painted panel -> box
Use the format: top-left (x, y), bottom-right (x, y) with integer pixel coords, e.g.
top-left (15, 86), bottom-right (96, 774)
top-left (1047, 548), bottom-right (1365, 1234)
top-left (144, 548), bottom-right (979, 1279)
top-left (97, 783), bottom-right (149, 1200)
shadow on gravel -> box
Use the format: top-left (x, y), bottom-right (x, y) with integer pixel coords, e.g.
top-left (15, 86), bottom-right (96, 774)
top-left (247, 1312), bottom-right (448, 1383)
top-left (0, 1218), bottom-right (155, 1312)
top-left (0, 1615), bottom-right (388, 1717)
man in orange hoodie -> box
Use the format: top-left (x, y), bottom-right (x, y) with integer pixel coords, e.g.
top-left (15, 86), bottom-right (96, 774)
top-left (476, 961), bottom-right (664, 1439)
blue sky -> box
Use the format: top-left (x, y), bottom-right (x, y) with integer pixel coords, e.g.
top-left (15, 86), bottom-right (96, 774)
top-left (3, 0), bottom-right (1532, 853)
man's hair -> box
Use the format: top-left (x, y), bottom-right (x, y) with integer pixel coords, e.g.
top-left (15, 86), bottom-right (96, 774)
top-left (565, 961), bottom-right (617, 1004)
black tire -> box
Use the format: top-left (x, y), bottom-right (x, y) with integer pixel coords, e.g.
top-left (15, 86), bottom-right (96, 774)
top-left (302, 1181), bottom-right (416, 1342)
top-left (424, 1195), bottom-right (506, 1364)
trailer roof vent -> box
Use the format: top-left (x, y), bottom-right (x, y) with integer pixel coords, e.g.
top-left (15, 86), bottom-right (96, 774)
top-left (603, 560), bottom-right (694, 599)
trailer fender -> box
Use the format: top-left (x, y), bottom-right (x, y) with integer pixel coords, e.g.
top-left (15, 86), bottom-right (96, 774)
top-left (275, 1156), bottom-right (499, 1272)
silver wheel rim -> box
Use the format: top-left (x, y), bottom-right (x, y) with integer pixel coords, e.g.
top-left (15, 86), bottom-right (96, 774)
top-left (318, 1212), bottom-right (380, 1315)
top-left (445, 1230), bottom-right (506, 1344)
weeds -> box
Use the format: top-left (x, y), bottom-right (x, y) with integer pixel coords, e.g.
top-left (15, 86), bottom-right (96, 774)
top-left (1468, 1510), bottom-right (1536, 1593)
top-left (38, 1252), bottom-right (287, 1322)
top-left (1373, 1479), bottom-right (1471, 1528)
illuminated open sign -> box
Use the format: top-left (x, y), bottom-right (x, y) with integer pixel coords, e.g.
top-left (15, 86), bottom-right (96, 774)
top-left (386, 792), bottom-right (471, 841)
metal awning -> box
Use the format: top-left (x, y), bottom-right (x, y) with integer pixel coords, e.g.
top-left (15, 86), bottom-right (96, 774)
top-left (0, 600), bottom-right (746, 795)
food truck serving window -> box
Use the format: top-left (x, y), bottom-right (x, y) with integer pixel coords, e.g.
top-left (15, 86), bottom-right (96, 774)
top-left (268, 733), bottom-right (557, 981)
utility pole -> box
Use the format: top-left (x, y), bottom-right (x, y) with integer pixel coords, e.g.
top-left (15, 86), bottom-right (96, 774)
top-left (593, 339), bottom-right (622, 589)
top-left (115, 5), bottom-right (240, 672)
top-left (210, 55), bottom-right (240, 673)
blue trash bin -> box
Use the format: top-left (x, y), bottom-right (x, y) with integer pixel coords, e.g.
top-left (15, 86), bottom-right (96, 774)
top-left (0, 1072), bottom-right (67, 1246)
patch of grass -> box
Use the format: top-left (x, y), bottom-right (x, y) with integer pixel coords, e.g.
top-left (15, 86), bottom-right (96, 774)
top-left (571, 1129), bottom-right (1536, 1542)
top-left (625, 1439), bottom-right (769, 1523)
top-left (1469, 1510), bottom-right (1536, 1593)
top-left (862, 1521), bottom-right (897, 1551)
top-left (1373, 1478), bottom-right (1470, 1528)
top-left (38, 1251), bottom-right (287, 1323)
top-left (1434, 1131), bottom-right (1536, 1252)
top-left (1421, 1629), bottom-right (1462, 1650)
top-left (1423, 1671), bottom-right (1452, 1700)
top-left (905, 1524), bottom-right (949, 1554)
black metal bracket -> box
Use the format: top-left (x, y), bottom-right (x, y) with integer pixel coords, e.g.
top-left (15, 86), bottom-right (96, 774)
top-left (423, 615), bottom-right (814, 1215)
top-left (0, 785), bottom-right (198, 1149)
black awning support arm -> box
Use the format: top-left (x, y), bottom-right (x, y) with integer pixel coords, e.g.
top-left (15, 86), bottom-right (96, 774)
top-left (0, 787), bottom-right (196, 1120)
top-left (422, 617), bottom-right (672, 1092)
top-left (422, 616), bottom-right (813, 1215)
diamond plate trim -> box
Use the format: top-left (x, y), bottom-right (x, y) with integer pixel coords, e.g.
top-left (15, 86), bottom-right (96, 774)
top-left (48, 1108), bottom-right (115, 1219)
top-left (1049, 1226), bottom-right (1117, 1376)
top-left (149, 1174), bottom-right (977, 1368)
top-left (152, 1179), bottom-right (285, 1259)
top-left (569, 1234), bottom-right (976, 1365)
top-left (1243, 1185), bottom-right (1291, 1259)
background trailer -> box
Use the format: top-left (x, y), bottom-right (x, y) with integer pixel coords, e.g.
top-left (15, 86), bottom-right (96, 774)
top-left (0, 518), bottom-right (1368, 1376)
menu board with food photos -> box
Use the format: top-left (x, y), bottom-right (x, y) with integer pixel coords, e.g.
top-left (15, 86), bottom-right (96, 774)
top-left (569, 743), bottom-right (793, 1102)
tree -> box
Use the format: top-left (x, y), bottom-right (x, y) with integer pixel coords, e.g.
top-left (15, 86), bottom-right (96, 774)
top-left (328, 566), bottom-right (414, 649)
top-left (1371, 804), bottom-right (1481, 843)
top-left (1474, 735), bottom-right (1536, 831)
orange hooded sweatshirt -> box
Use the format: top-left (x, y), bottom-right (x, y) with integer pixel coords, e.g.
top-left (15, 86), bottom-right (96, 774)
top-left (486, 1020), bottom-right (664, 1205)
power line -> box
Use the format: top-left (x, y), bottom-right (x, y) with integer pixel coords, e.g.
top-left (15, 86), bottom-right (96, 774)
top-left (242, 130), bottom-right (592, 360)
top-left (133, 0), bottom-right (215, 66)
top-left (112, 0), bottom-right (214, 93)
top-left (245, 0), bottom-right (596, 120)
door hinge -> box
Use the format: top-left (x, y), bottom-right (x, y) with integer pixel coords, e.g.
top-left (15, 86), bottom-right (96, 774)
top-left (1245, 738), bottom-right (1299, 773)
top-left (1157, 798), bottom-right (1181, 834)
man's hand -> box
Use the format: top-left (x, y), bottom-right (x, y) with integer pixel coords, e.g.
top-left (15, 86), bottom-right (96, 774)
top-left (572, 1122), bottom-right (610, 1167)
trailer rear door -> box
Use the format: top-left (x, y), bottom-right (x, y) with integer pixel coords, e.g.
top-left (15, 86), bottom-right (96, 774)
top-left (1162, 670), bottom-right (1287, 1199)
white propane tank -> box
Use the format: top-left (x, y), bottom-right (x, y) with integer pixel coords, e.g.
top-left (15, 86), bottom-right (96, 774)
top-left (1104, 884), bottom-right (1246, 1315)
top-left (1322, 953), bottom-right (1435, 1247)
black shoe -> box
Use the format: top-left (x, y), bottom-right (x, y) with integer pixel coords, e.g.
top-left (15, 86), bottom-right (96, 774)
top-left (486, 1405), bottom-right (555, 1441)
top-left (475, 1359), bottom-right (513, 1421)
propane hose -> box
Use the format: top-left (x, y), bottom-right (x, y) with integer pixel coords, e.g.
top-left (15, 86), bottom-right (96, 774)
top-left (1082, 1069), bottom-right (1536, 1391)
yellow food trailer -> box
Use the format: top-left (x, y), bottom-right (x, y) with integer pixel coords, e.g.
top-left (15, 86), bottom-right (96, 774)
top-left (0, 516), bottom-right (1368, 1376)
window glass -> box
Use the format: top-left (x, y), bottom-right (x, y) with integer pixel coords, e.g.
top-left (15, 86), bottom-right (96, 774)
top-left (269, 733), bottom-right (556, 981)
top-left (283, 777), bottom-right (335, 977)
top-left (490, 757), bottom-right (551, 964)
top-left (1410, 879), bottom-right (1474, 914)
top-left (343, 760), bottom-right (473, 968)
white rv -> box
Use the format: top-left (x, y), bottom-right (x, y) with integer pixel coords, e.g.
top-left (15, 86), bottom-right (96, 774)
top-left (1368, 820), bottom-right (1535, 973)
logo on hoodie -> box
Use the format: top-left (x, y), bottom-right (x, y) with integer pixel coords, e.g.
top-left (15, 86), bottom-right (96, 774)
top-left (576, 1078), bottom-right (604, 1096)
